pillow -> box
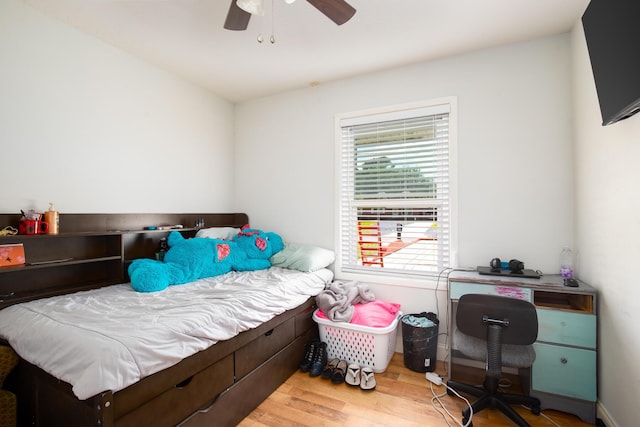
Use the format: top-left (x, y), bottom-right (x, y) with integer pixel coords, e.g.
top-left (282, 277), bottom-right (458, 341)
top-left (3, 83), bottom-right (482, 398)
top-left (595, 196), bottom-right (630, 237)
top-left (270, 242), bottom-right (335, 272)
top-left (195, 227), bottom-right (240, 240)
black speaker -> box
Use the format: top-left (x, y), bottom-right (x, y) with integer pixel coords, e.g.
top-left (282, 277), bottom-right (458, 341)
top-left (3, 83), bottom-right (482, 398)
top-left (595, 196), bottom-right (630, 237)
top-left (508, 259), bottom-right (524, 273)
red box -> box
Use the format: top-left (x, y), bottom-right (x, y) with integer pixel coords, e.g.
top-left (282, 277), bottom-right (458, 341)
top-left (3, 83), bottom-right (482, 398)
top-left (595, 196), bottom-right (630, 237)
top-left (0, 244), bottom-right (26, 267)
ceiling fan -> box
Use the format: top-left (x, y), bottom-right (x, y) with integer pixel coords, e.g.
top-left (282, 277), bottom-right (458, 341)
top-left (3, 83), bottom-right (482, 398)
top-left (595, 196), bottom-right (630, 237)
top-left (224, 0), bottom-right (356, 31)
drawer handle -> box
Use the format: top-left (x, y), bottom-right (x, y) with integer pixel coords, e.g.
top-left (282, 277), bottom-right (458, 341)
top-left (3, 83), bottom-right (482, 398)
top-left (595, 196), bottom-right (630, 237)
top-left (560, 357), bottom-right (568, 364)
top-left (175, 376), bottom-right (194, 388)
top-left (264, 329), bottom-right (274, 337)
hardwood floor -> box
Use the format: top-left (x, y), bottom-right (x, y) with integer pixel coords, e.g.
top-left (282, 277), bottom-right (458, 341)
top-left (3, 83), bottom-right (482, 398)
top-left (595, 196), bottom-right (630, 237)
top-left (239, 353), bottom-right (595, 427)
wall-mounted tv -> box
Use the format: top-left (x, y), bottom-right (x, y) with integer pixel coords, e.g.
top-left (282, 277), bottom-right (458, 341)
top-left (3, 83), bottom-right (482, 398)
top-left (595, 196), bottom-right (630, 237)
top-left (582, 0), bottom-right (640, 126)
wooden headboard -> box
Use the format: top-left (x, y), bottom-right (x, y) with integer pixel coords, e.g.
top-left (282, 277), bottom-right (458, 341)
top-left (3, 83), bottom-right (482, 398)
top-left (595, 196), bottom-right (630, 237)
top-left (0, 213), bottom-right (248, 308)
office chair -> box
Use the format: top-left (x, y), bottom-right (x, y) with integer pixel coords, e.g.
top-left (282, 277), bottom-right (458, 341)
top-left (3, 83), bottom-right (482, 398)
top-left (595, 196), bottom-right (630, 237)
top-left (447, 294), bottom-right (541, 427)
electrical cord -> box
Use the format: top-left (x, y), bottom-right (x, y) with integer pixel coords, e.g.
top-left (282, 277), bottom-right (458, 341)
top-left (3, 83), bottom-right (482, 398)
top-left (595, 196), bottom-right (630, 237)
top-left (427, 374), bottom-right (474, 427)
top-left (435, 267), bottom-right (454, 320)
top-left (519, 405), bottom-right (562, 427)
top-left (429, 375), bottom-right (561, 427)
top-left (435, 266), bottom-right (476, 369)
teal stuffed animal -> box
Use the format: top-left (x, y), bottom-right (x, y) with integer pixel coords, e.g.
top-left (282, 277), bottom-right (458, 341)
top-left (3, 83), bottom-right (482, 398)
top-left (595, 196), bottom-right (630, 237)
top-left (128, 227), bottom-right (284, 292)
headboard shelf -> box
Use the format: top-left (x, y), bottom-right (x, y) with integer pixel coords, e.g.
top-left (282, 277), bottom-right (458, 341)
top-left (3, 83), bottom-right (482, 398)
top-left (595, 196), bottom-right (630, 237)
top-left (0, 212), bottom-right (248, 233)
top-left (0, 213), bottom-right (249, 308)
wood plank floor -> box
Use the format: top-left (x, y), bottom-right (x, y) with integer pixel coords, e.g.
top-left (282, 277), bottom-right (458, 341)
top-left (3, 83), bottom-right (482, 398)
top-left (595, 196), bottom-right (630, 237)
top-left (239, 353), bottom-right (595, 427)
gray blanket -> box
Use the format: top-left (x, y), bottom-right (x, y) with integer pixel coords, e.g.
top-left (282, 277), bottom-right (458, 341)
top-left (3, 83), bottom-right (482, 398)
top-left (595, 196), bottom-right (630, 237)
top-left (315, 280), bottom-right (375, 322)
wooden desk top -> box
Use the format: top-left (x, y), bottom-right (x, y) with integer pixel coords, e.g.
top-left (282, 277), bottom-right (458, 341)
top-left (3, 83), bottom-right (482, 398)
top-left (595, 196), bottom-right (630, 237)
top-left (448, 270), bottom-right (596, 294)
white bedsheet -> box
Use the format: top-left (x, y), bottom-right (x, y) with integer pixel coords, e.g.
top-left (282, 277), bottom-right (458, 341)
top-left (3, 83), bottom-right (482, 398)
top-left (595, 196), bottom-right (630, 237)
top-left (0, 267), bottom-right (332, 400)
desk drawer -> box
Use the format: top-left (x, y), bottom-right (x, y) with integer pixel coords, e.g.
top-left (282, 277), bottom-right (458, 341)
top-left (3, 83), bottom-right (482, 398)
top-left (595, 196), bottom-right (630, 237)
top-left (532, 343), bottom-right (596, 401)
top-left (536, 309), bottom-right (596, 348)
top-left (235, 317), bottom-right (295, 379)
top-left (449, 281), bottom-right (532, 302)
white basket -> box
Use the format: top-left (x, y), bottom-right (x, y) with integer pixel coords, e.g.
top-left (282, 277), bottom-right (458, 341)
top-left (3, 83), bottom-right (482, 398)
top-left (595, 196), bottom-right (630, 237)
top-left (313, 309), bottom-right (400, 373)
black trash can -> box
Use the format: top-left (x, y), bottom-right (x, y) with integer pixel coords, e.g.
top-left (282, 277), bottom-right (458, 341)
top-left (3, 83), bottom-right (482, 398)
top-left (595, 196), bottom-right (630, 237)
top-left (401, 312), bottom-right (439, 373)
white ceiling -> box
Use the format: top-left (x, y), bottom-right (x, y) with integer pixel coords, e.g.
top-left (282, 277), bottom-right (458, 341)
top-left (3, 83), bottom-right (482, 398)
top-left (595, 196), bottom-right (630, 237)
top-left (23, 0), bottom-right (591, 103)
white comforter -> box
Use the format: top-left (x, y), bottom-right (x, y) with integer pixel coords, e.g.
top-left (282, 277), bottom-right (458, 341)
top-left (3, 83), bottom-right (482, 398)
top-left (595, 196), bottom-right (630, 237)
top-left (0, 267), bottom-right (332, 400)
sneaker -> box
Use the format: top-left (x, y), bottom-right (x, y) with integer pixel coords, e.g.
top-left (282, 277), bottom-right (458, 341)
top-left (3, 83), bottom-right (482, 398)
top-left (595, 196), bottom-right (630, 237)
top-left (309, 342), bottom-right (327, 377)
top-left (299, 339), bottom-right (320, 372)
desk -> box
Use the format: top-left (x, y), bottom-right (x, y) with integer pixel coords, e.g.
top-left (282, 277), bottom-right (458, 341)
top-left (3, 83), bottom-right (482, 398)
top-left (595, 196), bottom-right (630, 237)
top-left (448, 271), bottom-right (597, 424)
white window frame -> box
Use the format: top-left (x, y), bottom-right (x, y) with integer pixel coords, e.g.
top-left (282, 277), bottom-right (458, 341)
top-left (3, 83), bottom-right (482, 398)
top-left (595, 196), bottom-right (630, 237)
top-left (334, 97), bottom-right (458, 288)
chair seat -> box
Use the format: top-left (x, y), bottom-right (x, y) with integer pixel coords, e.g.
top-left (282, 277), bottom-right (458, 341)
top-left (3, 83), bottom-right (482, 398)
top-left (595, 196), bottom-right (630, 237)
top-left (455, 329), bottom-right (536, 368)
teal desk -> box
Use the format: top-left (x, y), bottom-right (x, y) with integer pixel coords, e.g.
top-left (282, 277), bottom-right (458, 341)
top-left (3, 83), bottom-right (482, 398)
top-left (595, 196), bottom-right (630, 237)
top-left (448, 271), bottom-right (597, 424)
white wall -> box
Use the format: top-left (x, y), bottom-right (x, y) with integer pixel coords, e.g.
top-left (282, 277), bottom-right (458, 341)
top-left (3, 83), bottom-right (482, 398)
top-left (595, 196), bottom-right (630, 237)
top-left (235, 35), bottom-right (574, 321)
top-left (571, 23), bottom-right (640, 427)
top-left (0, 0), bottom-right (235, 214)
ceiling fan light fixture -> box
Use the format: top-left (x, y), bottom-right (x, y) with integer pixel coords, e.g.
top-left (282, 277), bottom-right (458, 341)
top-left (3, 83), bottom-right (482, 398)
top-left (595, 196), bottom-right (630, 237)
top-left (237, 0), bottom-right (264, 16)
top-left (284, 0), bottom-right (296, 3)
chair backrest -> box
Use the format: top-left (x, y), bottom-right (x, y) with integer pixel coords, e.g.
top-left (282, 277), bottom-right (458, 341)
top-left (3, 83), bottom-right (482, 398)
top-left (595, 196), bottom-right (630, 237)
top-left (456, 294), bottom-right (538, 346)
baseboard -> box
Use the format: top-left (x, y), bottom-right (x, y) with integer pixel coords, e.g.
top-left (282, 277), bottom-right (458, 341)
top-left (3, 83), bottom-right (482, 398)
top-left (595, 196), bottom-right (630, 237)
top-left (596, 401), bottom-right (617, 427)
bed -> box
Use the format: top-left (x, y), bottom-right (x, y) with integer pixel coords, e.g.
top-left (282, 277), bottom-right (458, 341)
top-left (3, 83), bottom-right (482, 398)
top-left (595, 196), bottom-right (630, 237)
top-left (0, 213), bottom-right (334, 427)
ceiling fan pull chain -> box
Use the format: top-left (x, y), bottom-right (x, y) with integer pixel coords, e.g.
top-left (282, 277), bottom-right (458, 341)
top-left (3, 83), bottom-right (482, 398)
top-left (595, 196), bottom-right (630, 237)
top-left (258, 4), bottom-right (265, 43)
top-left (254, 0), bottom-right (278, 44)
top-left (270, 0), bottom-right (276, 44)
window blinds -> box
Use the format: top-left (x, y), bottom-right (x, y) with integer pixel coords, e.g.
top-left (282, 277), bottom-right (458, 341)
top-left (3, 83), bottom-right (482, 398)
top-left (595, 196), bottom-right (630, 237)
top-left (339, 104), bottom-right (451, 277)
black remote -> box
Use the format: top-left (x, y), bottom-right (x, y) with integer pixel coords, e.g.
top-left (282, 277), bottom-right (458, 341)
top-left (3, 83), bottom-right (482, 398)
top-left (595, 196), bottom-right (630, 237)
top-left (564, 278), bottom-right (579, 287)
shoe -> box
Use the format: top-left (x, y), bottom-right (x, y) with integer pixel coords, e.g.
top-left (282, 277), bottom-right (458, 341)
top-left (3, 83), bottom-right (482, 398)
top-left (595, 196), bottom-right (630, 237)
top-left (360, 367), bottom-right (376, 391)
top-left (299, 339), bottom-right (320, 372)
top-left (345, 363), bottom-right (360, 386)
top-left (321, 358), bottom-right (340, 379)
top-left (331, 360), bottom-right (348, 384)
top-left (309, 342), bottom-right (327, 377)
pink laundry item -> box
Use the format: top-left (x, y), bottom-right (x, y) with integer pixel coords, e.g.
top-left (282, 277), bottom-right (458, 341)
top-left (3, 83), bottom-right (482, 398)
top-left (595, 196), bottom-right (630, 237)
top-left (316, 300), bottom-right (401, 328)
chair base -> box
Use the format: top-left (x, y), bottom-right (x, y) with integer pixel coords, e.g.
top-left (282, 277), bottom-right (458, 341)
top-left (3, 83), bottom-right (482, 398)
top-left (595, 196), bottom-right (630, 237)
top-left (447, 380), bottom-right (540, 427)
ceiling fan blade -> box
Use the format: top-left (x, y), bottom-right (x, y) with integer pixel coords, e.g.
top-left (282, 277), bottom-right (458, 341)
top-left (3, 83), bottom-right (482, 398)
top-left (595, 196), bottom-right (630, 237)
top-left (306, 0), bottom-right (356, 25)
top-left (224, 0), bottom-right (251, 31)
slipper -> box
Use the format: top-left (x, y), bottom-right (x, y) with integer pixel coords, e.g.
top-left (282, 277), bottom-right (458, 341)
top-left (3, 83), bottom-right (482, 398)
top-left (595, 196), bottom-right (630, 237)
top-left (321, 358), bottom-right (340, 379)
top-left (345, 363), bottom-right (360, 386)
top-left (331, 360), bottom-right (348, 384)
top-left (360, 367), bottom-right (376, 391)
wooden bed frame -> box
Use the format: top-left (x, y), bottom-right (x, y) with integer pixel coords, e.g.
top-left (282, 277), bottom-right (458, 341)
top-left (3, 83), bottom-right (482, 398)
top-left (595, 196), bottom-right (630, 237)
top-left (0, 213), bottom-right (320, 426)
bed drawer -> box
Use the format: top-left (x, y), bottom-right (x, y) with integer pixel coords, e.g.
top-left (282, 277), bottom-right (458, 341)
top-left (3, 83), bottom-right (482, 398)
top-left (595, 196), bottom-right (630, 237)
top-left (115, 353), bottom-right (234, 427)
top-left (235, 317), bottom-right (295, 379)
top-left (180, 329), bottom-right (311, 427)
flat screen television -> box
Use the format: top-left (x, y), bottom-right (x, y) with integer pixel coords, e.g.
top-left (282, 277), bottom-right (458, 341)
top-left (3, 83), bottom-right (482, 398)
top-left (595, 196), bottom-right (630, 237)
top-left (582, 0), bottom-right (640, 126)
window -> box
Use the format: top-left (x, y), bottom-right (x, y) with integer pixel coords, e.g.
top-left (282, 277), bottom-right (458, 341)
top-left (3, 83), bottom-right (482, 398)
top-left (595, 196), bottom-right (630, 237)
top-left (336, 99), bottom-right (456, 280)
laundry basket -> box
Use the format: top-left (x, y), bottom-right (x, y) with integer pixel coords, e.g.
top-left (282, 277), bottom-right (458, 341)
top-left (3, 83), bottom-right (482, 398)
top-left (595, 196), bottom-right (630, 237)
top-left (313, 309), bottom-right (400, 373)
